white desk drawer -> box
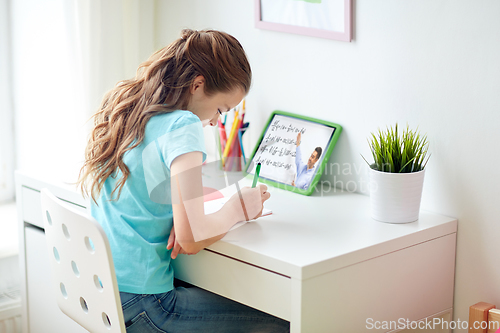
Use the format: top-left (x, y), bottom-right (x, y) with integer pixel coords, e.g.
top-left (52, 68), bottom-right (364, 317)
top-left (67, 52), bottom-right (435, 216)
top-left (21, 186), bottom-right (87, 229)
top-left (172, 249), bottom-right (291, 321)
top-left (22, 187), bottom-right (44, 229)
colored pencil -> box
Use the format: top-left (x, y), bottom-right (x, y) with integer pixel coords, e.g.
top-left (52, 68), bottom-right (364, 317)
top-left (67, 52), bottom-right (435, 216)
top-left (252, 163), bottom-right (261, 188)
top-left (238, 128), bottom-right (246, 165)
top-left (222, 110), bottom-right (240, 167)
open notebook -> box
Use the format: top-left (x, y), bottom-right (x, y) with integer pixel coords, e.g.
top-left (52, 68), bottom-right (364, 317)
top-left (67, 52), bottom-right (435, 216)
top-left (204, 197), bottom-right (272, 232)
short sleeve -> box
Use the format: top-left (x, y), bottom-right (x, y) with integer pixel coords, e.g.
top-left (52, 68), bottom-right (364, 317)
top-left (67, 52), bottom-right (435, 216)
top-left (141, 111), bottom-right (206, 204)
top-left (295, 145), bottom-right (303, 168)
top-left (158, 112), bottom-right (207, 169)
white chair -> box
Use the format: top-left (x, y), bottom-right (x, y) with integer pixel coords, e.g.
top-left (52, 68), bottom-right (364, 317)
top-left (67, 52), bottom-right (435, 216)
top-left (41, 188), bottom-right (126, 333)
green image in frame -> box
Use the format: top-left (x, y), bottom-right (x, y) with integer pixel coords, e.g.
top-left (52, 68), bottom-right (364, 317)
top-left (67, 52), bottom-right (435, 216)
top-left (244, 110), bottom-right (342, 196)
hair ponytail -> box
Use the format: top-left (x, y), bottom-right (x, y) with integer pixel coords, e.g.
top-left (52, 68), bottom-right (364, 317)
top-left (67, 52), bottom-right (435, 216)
top-left (78, 29), bottom-right (251, 203)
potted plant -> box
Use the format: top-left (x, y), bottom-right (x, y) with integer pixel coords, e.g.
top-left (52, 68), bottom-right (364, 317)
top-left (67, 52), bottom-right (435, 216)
top-left (363, 124), bottom-right (430, 223)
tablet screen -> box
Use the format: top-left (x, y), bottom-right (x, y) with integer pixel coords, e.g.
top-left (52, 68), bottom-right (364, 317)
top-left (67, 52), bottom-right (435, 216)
top-left (246, 111), bottom-right (341, 194)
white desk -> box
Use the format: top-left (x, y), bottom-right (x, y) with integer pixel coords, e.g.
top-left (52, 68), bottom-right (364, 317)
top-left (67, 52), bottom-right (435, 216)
top-left (16, 171), bottom-right (457, 332)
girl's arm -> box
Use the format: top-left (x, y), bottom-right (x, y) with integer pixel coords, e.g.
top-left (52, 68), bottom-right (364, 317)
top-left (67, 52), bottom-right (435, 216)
top-left (170, 151), bottom-right (270, 255)
top-left (295, 133), bottom-right (303, 170)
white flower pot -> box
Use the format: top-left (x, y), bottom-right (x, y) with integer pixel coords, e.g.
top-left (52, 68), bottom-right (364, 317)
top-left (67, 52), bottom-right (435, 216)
top-left (369, 169), bottom-right (425, 223)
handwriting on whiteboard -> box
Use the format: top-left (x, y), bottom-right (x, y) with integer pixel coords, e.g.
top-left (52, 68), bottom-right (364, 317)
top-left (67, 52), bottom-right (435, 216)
top-left (253, 156), bottom-right (293, 170)
top-left (248, 114), bottom-right (335, 186)
top-left (269, 120), bottom-right (307, 134)
top-left (253, 118), bottom-right (307, 175)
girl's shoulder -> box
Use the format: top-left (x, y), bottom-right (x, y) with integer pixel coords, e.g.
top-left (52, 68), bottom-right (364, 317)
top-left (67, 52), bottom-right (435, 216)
top-left (148, 110), bottom-right (201, 133)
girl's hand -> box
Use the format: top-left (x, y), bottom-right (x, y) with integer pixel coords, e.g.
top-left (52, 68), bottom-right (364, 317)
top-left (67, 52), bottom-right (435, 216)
top-left (229, 184), bottom-right (271, 221)
top-left (167, 225), bottom-right (198, 259)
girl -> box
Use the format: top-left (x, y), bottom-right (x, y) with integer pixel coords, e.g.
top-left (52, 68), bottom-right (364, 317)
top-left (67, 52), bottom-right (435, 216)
top-left (78, 29), bottom-right (289, 332)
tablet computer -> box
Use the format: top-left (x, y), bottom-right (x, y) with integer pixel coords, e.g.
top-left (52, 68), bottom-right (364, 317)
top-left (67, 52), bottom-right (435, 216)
top-left (245, 110), bottom-right (342, 195)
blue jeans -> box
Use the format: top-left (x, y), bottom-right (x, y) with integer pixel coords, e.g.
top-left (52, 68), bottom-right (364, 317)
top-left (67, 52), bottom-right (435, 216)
top-left (120, 286), bottom-right (290, 333)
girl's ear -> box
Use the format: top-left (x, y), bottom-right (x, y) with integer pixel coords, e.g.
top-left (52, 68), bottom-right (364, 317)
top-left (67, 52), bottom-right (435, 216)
top-left (190, 75), bottom-right (205, 94)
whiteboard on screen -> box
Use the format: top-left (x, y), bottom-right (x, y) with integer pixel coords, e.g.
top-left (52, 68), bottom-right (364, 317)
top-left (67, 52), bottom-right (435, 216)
top-left (246, 111), bottom-right (342, 195)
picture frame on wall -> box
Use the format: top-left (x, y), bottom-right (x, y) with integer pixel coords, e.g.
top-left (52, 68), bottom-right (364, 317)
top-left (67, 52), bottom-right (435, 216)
top-left (255, 0), bottom-right (352, 42)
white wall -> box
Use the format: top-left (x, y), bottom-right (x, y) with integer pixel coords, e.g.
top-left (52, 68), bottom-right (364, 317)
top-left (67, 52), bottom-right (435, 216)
top-left (11, 0), bottom-right (89, 183)
top-left (0, 0), bottom-right (14, 202)
top-left (11, 0), bottom-right (156, 184)
top-left (157, 0), bottom-right (500, 331)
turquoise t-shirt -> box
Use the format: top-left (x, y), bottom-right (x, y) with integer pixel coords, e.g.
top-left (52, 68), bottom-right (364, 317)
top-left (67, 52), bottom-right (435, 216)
top-left (91, 110), bottom-right (207, 294)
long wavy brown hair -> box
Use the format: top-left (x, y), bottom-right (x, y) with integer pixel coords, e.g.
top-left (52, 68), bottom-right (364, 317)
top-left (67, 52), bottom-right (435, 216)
top-left (78, 29), bottom-right (252, 203)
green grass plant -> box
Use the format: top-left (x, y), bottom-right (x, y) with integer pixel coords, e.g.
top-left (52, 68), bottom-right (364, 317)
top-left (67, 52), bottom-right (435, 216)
top-left (363, 124), bottom-right (430, 173)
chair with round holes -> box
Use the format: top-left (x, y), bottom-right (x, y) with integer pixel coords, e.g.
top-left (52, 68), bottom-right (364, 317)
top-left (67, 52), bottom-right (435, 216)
top-left (41, 188), bottom-right (126, 333)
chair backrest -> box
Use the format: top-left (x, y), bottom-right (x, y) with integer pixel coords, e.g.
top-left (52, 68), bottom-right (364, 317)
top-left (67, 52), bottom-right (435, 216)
top-left (41, 188), bottom-right (126, 333)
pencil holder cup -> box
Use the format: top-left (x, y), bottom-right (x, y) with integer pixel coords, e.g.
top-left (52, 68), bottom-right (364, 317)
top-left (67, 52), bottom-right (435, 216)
top-left (219, 127), bottom-right (247, 172)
